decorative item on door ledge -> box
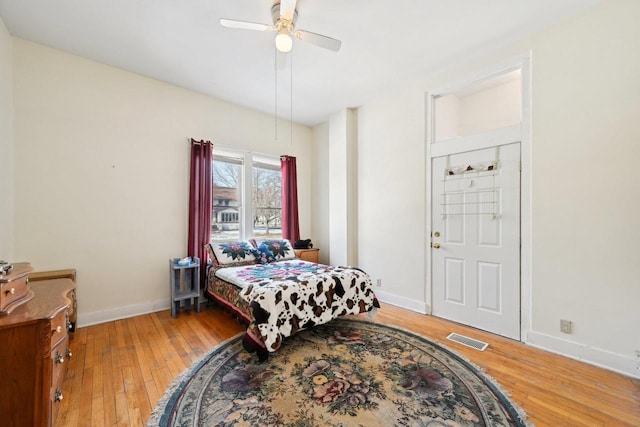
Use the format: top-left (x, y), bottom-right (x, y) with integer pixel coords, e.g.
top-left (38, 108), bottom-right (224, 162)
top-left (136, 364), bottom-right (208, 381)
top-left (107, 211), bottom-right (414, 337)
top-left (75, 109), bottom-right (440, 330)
top-left (446, 161), bottom-right (497, 175)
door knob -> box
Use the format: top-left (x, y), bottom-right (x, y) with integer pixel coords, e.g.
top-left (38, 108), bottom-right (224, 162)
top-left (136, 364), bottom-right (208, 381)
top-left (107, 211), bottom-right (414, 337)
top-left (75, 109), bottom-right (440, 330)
top-left (433, 243), bottom-right (441, 249)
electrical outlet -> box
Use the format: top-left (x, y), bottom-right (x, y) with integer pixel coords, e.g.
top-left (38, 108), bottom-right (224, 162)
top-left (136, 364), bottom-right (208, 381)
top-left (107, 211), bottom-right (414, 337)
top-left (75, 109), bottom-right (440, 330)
top-left (376, 279), bottom-right (382, 288)
top-left (560, 319), bottom-right (572, 334)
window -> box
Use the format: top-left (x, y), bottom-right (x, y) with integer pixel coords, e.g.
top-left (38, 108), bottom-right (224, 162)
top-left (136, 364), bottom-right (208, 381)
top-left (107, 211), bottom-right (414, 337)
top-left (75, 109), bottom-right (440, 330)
top-left (220, 212), bottom-right (238, 222)
top-left (433, 69), bottom-right (522, 143)
top-left (212, 155), bottom-right (242, 241)
top-left (211, 150), bottom-right (282, 242)
top-left (252, 161), bottom-right (282, 239)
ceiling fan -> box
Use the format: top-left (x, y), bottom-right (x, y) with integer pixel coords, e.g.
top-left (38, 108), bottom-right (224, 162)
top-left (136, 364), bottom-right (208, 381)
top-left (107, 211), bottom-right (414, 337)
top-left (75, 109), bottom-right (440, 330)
top-left (220, 0), bottom-right (342, 53)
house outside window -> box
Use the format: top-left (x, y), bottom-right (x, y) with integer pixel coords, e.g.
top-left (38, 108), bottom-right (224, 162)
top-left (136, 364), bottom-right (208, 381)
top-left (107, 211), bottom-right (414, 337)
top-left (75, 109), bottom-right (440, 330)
top-left (211, 150), bottom-right (282, 242)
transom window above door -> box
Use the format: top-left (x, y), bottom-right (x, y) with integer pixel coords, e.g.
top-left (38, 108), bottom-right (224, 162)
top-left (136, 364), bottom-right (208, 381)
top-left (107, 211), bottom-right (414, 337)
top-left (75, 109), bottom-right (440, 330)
top-left (433, 69), bottom-right (522, 143)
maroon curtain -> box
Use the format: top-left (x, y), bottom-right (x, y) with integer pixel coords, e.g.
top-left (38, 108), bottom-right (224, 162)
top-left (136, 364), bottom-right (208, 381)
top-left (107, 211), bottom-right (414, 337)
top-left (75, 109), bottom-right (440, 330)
top-left (188, 139), bottom-right (213, 288)
top-left (281, 155), bottom-right (300, 242)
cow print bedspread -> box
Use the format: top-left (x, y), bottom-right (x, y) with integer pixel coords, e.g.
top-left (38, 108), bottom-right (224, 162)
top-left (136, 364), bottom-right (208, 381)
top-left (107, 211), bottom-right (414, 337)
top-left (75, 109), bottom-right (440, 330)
top-left (232, 261), bottom-right (379, 352)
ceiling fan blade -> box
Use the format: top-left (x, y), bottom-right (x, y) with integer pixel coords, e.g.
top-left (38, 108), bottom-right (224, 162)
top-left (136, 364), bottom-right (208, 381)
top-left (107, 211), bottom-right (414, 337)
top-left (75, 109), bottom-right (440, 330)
top-left (295, 30), bottom-right (342, 52)
top-left (220, 19), bottom-right (273, 32)
top-left (279, 0), bottom-right (297, 21)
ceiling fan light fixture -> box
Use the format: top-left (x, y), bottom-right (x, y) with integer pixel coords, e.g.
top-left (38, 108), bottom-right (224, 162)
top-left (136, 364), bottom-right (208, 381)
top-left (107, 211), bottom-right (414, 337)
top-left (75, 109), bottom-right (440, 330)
top-left (275, 31), bottom-right (293, 53)
top-left (222, 0), bottom-right (341, 53)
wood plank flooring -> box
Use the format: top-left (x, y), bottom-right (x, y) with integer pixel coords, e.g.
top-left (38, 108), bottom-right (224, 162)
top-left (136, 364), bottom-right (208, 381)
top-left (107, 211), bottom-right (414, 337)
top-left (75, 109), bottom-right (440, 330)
top-left (56, 303), bottom-right (640, 426)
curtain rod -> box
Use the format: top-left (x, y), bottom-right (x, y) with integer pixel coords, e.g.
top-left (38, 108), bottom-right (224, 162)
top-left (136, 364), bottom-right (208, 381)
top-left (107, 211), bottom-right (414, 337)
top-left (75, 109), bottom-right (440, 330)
top-left (187, 138), bottom-right (291, 160)
top-left (187, 138), bottom-right (212, 145)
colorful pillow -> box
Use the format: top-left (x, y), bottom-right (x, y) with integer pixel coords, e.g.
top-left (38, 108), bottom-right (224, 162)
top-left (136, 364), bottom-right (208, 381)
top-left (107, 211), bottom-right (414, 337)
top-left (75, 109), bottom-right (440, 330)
top-left (260, 239), bottom-right (296, 260)
top-left (251, 243), bottom-right (276, 264)
top-left (206, 240), bottom-right (257, 267)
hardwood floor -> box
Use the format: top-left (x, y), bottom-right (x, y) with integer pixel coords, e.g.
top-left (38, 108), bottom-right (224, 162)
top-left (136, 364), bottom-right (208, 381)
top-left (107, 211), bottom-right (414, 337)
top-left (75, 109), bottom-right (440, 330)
top-left (56, 303), bottom-right (640, 427)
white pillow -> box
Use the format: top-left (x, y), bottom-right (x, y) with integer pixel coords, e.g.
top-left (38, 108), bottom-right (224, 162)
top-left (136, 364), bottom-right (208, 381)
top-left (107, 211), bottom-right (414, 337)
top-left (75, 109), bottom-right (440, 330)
top-left (209, 240), bottom-right (257, 265)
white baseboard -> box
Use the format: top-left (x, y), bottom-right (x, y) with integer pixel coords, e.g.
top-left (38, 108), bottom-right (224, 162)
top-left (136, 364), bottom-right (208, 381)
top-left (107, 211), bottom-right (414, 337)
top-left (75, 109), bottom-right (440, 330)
top-left (76, 291), bottom-right (426, 328)
top-left (527, 331), bottom-right (640, 379)
top-left (77, 298), bottom-right (171, 328)
top-left (375, 289), bottom-right (428, 314)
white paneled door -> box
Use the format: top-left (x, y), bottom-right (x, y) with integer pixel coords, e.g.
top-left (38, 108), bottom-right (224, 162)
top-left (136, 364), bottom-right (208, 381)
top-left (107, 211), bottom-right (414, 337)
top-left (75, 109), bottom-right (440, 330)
top-left (431, 143), bottom-right (521, 340)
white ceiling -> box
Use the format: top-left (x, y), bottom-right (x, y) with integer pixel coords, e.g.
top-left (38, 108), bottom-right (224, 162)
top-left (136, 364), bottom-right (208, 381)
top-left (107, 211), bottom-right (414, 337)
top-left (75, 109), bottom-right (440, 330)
top-left (0, 0), bottom-right (602, 126)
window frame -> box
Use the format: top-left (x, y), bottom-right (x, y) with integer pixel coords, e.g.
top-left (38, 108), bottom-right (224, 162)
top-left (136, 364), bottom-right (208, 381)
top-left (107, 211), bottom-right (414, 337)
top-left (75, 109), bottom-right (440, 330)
top-left (212, 148), bottom-right (281, 242)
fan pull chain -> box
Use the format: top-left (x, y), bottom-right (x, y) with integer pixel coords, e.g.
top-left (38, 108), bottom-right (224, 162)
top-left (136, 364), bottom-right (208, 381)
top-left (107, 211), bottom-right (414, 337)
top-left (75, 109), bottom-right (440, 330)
top-left (274, 48), bottom-right (278, 141)
top-left (290, 50), bottom-right (293, 146)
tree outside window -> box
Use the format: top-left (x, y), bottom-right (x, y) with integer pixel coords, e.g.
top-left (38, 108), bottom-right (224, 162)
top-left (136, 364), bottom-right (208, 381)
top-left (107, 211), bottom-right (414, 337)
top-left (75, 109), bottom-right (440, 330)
top-left (253, 163), bottom-right (282, 239)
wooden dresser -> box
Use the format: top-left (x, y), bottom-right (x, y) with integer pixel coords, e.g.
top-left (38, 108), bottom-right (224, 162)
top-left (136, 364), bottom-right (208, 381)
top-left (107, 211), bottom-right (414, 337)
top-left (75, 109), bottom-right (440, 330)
top-left (294, 248), bottom-right (319, 263)
top-left (0, 272), bottom-right (76, 427)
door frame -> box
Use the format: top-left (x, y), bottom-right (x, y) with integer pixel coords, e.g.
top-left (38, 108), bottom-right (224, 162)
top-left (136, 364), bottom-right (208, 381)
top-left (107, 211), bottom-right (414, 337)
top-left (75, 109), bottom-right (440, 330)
top-left (425, 52), bottom-right (532, 341)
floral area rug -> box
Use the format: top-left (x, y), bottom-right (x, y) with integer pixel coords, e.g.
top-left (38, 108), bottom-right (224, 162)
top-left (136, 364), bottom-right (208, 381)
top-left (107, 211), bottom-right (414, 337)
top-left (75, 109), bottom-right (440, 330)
top-left (148, 318), bottom-right (531, 427)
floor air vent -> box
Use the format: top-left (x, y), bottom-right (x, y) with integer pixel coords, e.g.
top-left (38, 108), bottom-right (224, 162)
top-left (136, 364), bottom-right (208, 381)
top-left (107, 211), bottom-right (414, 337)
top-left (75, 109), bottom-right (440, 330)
top-left (446, 333), bottom-right (489, 351)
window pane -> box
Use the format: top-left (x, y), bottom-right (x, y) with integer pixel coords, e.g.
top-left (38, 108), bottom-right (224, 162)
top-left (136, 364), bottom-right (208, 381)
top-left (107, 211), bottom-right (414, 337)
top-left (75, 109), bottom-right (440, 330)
top-left (212, 158), bottom-right (242, 242)
top-left (434, 69), bottom-right (522, 142)
top-left (252, 164), bottom-right (282, 240)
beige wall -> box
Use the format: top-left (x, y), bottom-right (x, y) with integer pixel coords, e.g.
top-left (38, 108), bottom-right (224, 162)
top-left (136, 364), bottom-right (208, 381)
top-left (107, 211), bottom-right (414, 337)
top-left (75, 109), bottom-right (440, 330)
top-left (5, 0), bottom-right (638, 377)
top-left (356, 81), bottom-right (427, 309)
top-left (310, 122), bottom-right (330, 265)
top-left (328, 109), bottom-right (358, 266)
top-left (315, 0), bottom-right (640, 377)
top-left (12, 39), bottom-right (313, 324)
top-left (513, 0), bottom-right (640, 373)
top-left (0, 16), bottom-right (12, 260)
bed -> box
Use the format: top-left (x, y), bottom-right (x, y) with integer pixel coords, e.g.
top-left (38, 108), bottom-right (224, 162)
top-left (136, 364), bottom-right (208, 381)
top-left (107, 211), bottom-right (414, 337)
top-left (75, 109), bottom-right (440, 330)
top-left (204, 239), bottom-right (380, 360)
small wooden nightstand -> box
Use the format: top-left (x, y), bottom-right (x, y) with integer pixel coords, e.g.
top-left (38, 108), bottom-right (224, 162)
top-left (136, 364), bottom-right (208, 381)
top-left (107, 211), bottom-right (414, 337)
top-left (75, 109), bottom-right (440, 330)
top-left (294, 248), bottom-right (319, 263)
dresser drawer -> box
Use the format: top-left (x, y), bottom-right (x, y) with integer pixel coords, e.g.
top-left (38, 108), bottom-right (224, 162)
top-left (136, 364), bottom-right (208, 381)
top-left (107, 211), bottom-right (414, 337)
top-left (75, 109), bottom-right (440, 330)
top-left (50, 310), bottom-right (69, 347)
top-left (0, 275), bottom-right (30, 313)
top-left (51, 334), bottom-right (70, 389)
top-left (51, 333), bottom-right (70, 426)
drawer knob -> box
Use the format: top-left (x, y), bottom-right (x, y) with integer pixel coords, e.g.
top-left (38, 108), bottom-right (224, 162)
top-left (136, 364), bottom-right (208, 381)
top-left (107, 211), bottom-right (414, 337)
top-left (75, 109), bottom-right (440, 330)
top-left (54, 388), bottom-right (63, 402)
top-left (66, 348), bottom-right (73, 359)
top-left (55, 351), bottom-right (64, 364)
top-left (4, 287), bottom-right (15, 296)
top-left (55, 325), bottom-right (62, 333)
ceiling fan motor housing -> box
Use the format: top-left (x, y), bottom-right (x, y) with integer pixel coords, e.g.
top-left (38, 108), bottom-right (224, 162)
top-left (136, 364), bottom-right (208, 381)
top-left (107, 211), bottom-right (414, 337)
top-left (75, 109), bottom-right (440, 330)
top-left (272, 2), bottom-right (297, 32)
